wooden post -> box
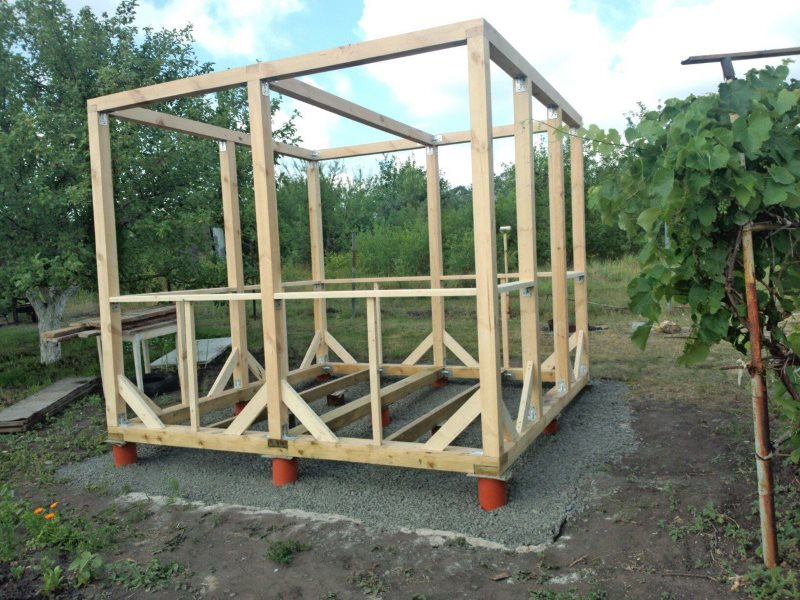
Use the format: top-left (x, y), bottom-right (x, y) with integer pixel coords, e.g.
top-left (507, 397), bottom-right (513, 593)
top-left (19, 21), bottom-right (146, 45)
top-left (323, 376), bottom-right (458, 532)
top-left (182, 301), bottom-right (200, 431)
top-left (247, 79), bottom-right (289, 438)
top-left (513, 77), bottom-right (543, 420)
top-left (547, 107), bottom-right (570, 394)
top-left (219, 141), bottom-right (249, 390)
top-left (500, 226), bottom-right (511, 371)
top-left (307, 160), bottom-right (328, 364)
top-left (88, 109), bottom-right (125, 427)
top-left (373, 283), bottom-right (383, 364)
top-left (426, 146), bottom-right (446, 366)
top-left (569, 131), bottom-right (589, 379)
top-left (467, 27), bottom-right (502, 460)
top-left (366, 297), bottom-right (383, 444)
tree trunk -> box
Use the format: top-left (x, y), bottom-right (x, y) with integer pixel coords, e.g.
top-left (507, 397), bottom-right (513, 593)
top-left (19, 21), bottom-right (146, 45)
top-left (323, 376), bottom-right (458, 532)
top-left (27, 285), bottom-right (78, 365)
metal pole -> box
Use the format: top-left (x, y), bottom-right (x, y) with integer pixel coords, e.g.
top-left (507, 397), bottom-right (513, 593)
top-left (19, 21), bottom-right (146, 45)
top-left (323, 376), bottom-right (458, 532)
top-left (742, 225), bottom-right (778, 568)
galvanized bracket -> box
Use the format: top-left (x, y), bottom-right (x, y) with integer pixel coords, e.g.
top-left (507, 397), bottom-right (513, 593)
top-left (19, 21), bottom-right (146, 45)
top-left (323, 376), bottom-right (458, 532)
top-left (98, 113), bottom-right (109, 126)
top-left (218, 140), bottom-right (227, 152)
top-left (556, 379), bottom-right (567, 393)
top-left (432, 134), bottom-right (442, 143)
top-left (267, 438), bottom-right (288, 449)
top-left (261, 81), bottom-right (270, 96)
top-left (311, 150), bottom-right (320, 159)
top-left (426, 146), bottom-right (435, 156)
top-left (514, 77), bottom-right (527, 93)
top-left (547, 106), bottom-right (559, 120)
top-left (233, 377), bottom-right (242, 390)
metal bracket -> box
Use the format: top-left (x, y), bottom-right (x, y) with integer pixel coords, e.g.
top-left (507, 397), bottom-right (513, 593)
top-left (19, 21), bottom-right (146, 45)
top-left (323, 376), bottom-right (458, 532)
top-left (547, 106), bottom-right (559, 120)
top-left (311, 150), bottom-right (320, 159)
top-left (322, 365), bottom-right (332, 374)
top-left (556, 379), bottom-right (567, 393)
top-left (267, 438), bottom-right (288, 449)
top-left (522, 286), bottom-right (534, 297)
top-left (441, 369), bottom-right (451, 377)
top-left (218, 140), bottom-right (227, 151)
top-left (110, 302), bottom-right (120, 312)
top-left (570, 127), bottom-right (578, 136)
top-left (233, 378), bottom-right (242, 390)
top-left (576, 275), bottom-right (585, 282)
top-left (378, 367), bottom-right (384, 374)
top-left (432, 134), bottom-right (442, 143)
top-left (502, 370), bottom-right (514, 380)
top-left (274, 300), bottom-right (283, 311)
top-left (98, 113), bottom-right (109, 126)
top-left (514, 77), bottom-right (527, 93)
top-left (579, 364), bottom-right (587, 377)
top-left (528, 406), bottom-right (537, 421)
top-left (117, 415), bottom-right (129, 427)
top-left (261, 81), bottom-right (270, 96)
top-left (426, 146), bottom-right (434, 156)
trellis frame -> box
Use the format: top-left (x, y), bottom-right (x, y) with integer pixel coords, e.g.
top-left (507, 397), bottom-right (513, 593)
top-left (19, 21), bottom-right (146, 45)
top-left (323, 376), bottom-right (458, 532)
top-left (88, 19), bottom-right (589, 484)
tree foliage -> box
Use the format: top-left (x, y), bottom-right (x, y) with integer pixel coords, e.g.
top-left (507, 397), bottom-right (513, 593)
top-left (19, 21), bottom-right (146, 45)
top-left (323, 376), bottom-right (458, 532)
top-left (587, 63), bottom-right (800, 460)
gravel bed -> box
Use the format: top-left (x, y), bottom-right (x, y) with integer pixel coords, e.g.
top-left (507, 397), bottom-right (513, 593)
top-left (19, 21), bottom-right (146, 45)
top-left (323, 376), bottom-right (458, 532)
top-left (59, 379), bottom-right (637, 548)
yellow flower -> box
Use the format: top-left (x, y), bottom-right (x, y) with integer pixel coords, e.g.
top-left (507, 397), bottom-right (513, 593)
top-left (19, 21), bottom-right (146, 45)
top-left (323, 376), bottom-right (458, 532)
top-left (44, 513), bottom-right (55, 520)
top-left (33, 507), bottom-right (44, 515)
top-left (49, 501), bottom-right (59, 509)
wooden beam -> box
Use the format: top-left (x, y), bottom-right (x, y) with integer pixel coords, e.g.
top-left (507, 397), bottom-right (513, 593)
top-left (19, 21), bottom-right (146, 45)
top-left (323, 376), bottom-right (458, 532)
top-left (111, 107), bottom-right (315, 159)
top-left (300, 369), bottom-right (370, 402)
top-left (289, 368), bottom-right (440, 435)
top-left (325, 330), bottom-right (357, 364)
top-left (547, 107), bottom-right (571, 394)
top-left (300, 331), bottom-right (321, 369)
top-left (402, 333), bottom-right (433, 366)
top-left (386, 384), bottom-right (479, 442)
top-left (570, 131), bottom-right (589, 379)
top-left (225, 384), bottom-right (268, 436)
top-left (206, 348), bottom-right (239, 398)
top-left (467, 29), bottom-right (503, 460)
top-left (484, 22), bottom-right (582, 127)
top-left (281, 381), bottom-right (338, 442)
top-left (443, 331), bottom-right (478, 368)
top-left (248, 79), bottom-right (289, 438)
top-left (118, 375), bottom-right (165, 430)
top-left (219, 141), bottom-right (249, 390)
top-left (425, 389), bottom-right (481, 451)
top-left (307, 161), bottom-right (328, 364)
top-left (247, 351), bottom-right (266, 381)
top-left (88, 20), bottom-right (478, 112)
top-left (427, 146), bottom-right (446, 366)
top-left (88, 109), bottom-right (125, 428)
top-left (272, 79), bottom-right (434, 145)
top-left (182, 302), bottom-right (200, 431)
top-left (513, 75), bottom-right (543, 420)
top-left (366, 298), bottom-right (383, 444)
top-left (515, 360), bottom-right (536, 433)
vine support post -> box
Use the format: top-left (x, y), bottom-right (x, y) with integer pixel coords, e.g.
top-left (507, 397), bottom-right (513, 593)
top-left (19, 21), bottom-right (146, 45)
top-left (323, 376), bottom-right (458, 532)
top-left (742, 224), bottom-right (778, 568)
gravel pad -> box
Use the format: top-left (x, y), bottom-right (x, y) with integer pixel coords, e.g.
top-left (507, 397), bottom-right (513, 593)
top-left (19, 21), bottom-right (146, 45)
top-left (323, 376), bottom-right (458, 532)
top-left (59, 379), bottom-right (637, 548)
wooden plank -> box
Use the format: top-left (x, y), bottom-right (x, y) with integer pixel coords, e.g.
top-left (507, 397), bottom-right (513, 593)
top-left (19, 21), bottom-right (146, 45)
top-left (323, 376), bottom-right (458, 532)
top-left (206, 348), bottom-right (239, 399)
top-left (325, 331), bottom-right (357, 364)
top-left (300, 369), bottom-right (370, 402)
top-left (467, 29), bottom-right (503, 460)
top-left (281, 381), bottom-right (338, 442)
top-left (289, 368), bottom-right (440, 435)
top-left (117, 375), bottom-right (165, 429)
top-left (219, 141), bottom-right (250, 391)
top-left (109, 423), bottom-right (494, 474)
top-left (385, 384), bottom-right (479, 442)
top-left (541, 332), bottom-right (579, 373)
top-left (275, 287), bottom-right (477, 300)
top-left (174, 301), bottom-right (189, 405)
top-left (570, 132), bottom-right (589, 379)
top-left (373, 283), bottom-right (383, 365)
top-left (573, 330), bottom-right (585, 381)
top-left (225, 384), bottom-right (268, 436)
top-left (515, 360), bottom-right (536, 433)
top-left (485, 22), bottom-right (582, 127)
top-left (366, 298), bottom-right (383, 444)
top-left (547, 107), bottom-right (571, 393)
top-left (247, 351), bottom-right (266, 380)
top-left (443, 331), bottom-right (479, 368)
top-left (111, 108), bottom-right (315, 159)
top-left (426, 146), bottom-right (446, 366)
top-left (513, 75), bottom-right (543, 422)
top-left (272, 79), bottom-right (434, 145)
top-left (300, 331), bottom-right (321, 369)
top-left (402, 332), bottom-right (433, 366)
top-left (89, 20), bottom-right (477, 112)
top-left (424, 390), bottom-right (481, 451)
top-left (0, 377), bottom-right (99, 433)
top-left (307, 161), bottom-right (329, 364)
top-left (182, 302), bottom-right (200, 431)
top-left (154, 385), bottom-right (258, 426)
top-left (88, 109), bottom-right (125, 428)
top-left (249, 79), bottom-right (289, 438)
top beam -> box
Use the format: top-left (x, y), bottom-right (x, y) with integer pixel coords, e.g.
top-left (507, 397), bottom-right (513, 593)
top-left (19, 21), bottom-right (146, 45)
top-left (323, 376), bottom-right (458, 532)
top-left (484, 22), bottom-right (582, 127)
top-left (271, 79), bottom-right (434, 145)
top-left (111, 107), bottom-right (316, 160)
top-left (88, 19), bottom-right (481, 113)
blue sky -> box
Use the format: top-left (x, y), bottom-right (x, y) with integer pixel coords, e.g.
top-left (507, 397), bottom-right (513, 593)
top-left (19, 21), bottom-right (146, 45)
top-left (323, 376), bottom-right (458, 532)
top-left (67, 0), bottom-right (800, 184)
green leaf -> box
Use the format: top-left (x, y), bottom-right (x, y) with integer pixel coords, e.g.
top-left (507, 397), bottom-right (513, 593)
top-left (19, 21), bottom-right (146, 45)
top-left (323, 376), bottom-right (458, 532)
top-left (631, 322), bottom-right (652, 350)
top-left (708, 144), bottom-right (729, 170)
top-left (636, 206), bottom-right (661, 231)
top-left (769, 165), bottom-right (794, 185)
top-left (697, 204), bottom-right (716, 226)
top-left (775, 88), bottom-right (800, 115)
top-left (764, 181), bottom-right (788, 206)
top-left (651, 168), bottom-right (674, 200)
top-left (677, 341), bottom-right (711, 366)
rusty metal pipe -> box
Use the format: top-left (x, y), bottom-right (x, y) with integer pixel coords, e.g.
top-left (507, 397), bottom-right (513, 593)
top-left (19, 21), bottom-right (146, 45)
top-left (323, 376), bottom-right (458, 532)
top-left (742, 225), bottom-right (778, 568)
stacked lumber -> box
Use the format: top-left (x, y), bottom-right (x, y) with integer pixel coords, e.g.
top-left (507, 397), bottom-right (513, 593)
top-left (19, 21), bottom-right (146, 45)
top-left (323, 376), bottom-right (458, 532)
top-left (0, 377), bottom-right (99, 433)
top-left (43, 306), bottom-right (176, 342)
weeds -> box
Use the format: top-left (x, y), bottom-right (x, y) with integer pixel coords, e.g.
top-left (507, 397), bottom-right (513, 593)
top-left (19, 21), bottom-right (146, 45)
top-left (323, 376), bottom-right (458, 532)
top-left (266, 539), bottom-right (312, 565)
top-left (351, 570), bottom-right (386, 597)
top-left (108, 557), bottom-right (191, 592)
top-left (68, 550), bottom-right (104, 587)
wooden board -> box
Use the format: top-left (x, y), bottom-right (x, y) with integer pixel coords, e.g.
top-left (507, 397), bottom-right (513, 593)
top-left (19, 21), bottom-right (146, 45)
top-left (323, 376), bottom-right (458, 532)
top-left (0, 377), bottom-right (99, 433)
top-left (151, 337), bottom-right (231, 367)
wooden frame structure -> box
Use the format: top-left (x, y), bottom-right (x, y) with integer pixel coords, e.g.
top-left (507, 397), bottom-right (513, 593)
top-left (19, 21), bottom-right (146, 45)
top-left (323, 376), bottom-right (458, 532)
top-left (88, 19), bottom-right (588, 489)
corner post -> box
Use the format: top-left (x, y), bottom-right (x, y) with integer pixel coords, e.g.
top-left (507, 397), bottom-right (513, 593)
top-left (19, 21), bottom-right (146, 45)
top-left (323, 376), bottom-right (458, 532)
top-left (307, 160), bottom-right (328, 364)
top-left (547, 106), bottom-right (570, 393)
top-left (219, 141), bottom-right (249, 390)
top-left (426, 146), bottom-right (446, 366)
top-left (247, 79), bottom-right (289, 438)
top-left (467, 27), bottom-right (502, 460)
top-left (513, 77), bottom-right (543, 419)
top-left (88, 109), bottom-right (125, 427)
top-left (569, 130), bottom-right (589, 378)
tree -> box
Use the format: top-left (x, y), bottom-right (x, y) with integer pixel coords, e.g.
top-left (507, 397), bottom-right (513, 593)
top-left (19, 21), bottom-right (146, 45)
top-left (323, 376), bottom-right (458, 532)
top-left (587, 63), bottom-right (800, 460)
top-left (0, 0), bottom-right (296, 363)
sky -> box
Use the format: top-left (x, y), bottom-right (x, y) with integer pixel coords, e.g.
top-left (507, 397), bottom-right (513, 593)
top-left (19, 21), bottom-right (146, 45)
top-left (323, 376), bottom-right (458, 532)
top-left (66, 0), bottom-right (800, 185)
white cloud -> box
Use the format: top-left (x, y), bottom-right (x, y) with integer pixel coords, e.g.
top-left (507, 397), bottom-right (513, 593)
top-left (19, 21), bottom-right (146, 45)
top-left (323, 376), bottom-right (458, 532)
top-left (356, 0), bottom-right (800, 183)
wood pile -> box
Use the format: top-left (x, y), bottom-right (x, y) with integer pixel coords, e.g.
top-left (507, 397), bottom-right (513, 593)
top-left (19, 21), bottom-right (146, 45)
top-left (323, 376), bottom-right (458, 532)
top-left (42, 305), bottom-right (176, 343)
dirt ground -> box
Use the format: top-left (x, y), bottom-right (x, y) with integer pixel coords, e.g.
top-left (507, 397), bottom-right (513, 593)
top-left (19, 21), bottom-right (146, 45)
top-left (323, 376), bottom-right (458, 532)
top-left (3, 385), bottom-right (763, 599)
